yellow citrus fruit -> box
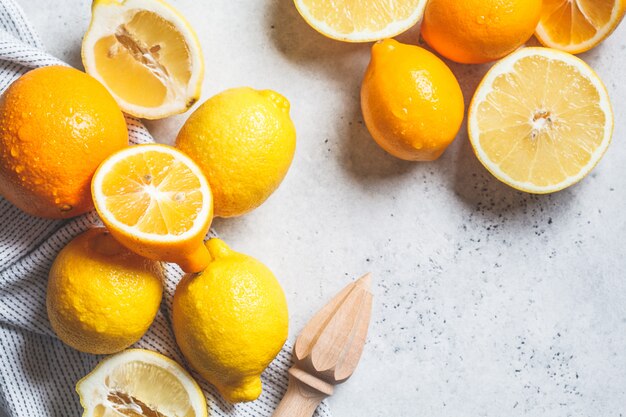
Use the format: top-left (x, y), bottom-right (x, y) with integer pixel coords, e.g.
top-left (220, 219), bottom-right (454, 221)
top-left (535, 0), bottom-right (626, 54)
top-left (172, 238), bottom-right (289, 403)
top-left (421, 0), bottom-right (542, 64)
top-left (360, 39), bottom-right (464, 161)
top-left (46, 228), bottom-right (163, 354)
top-left (0, 66), bottom-right (128, 219)
top-left (293, 0), bottom-right (428, 42)
top-left (82, 0), bottom-right (204, 119)
top-left (91, 144), bottom-right (213, 273)
top-left (77, 349), bottom-right (207, 417)
top-left (176, 88), bottom-right (296, 218)
top-left (468, 47), bottom-right (614, 194)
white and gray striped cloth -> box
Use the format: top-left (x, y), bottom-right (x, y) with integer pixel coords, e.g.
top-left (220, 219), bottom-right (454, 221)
top-left (0, 1), bottom-right (332, 416)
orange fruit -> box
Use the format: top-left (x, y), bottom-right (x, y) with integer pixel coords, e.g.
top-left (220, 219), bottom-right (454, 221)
top-left (360, 39), bottom-right (464, 161)
top-left (535, 0), bottom-right (626, 54)
top-left (421, 0), bottom-right (542, 64)
top-left (468, 47), bottom-right (614, 194)
top-left (0, 66), bottom-right (128, 218)
top-left (293, 0), bottom-right (428, 42)
top-left (92, 144), bottom-right (213, 273)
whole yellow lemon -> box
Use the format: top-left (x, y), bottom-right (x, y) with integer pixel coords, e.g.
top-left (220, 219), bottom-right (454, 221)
top-left (361, 39), bottom-right (465, 161)
top-left (0, 66), bottom-right (128, 218)
top-left (176, 87), bottom-right (296, 218)
top-left (47, 228), bottom-right (163, 354)
top-left (172, 238), bottom-right (289, 403)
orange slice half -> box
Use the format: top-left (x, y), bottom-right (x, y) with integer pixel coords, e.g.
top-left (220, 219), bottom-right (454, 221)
top-left (92, 144), bottom-right (213, 272)
top-left (535, 0), bottom-right (626, 54)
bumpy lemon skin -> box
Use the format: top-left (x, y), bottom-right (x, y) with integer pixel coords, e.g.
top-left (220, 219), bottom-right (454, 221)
top-left (0, 66), bottom-right (128, 218)
top-left (47, 228), bottom-right (164, 354)
top-left (361, 39), bottom-right (465, 161)
top-left (175, 88), bottom-right (296, 218)
top-left (421, 0), bottom-right (542, 64)
top-left (172, 238), bottom-right (289, 403)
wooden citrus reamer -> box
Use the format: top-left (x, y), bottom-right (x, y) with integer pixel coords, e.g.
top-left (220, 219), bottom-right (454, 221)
top-left (272, 274), bottom-right (373, 417)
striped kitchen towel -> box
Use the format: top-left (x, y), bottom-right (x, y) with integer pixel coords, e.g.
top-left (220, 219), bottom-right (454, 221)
top-left (0, 1), bottom-right (332, 416)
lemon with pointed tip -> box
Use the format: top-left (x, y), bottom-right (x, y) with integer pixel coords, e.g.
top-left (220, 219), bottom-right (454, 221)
top-left (172, 238), bottom-right (289, 403)
top-left (361, 39), bottom-right (464, 161)
top-left (175, 87), bottom-right (296, 218)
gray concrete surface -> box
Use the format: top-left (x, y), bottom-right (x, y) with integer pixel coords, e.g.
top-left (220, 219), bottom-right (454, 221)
top-left (17, 1), bottom-right (626, 415)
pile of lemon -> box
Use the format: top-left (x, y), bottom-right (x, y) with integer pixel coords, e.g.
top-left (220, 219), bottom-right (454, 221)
top-left (0, 0), bottom-right (296, 414)
top-left (298, 0), bottom-right (621, 194)
top-left (0, 0), bottom-right (623, 416)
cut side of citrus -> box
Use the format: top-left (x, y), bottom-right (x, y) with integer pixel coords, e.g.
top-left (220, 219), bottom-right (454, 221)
top-left (77, 349), bottom-right (208, 417)
top-left (535, 0), bottom-right (626, 54)
top-left (82, 0), bottom-right (204, 119)
top-left (468, 47), bottom-right (613, 194)
top-left (92, 144), bottom-right (213, 272)
top-left (294, 0), bottom-right (428, 42)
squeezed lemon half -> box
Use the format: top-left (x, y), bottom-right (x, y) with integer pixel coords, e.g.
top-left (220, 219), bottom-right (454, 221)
top-left (76, 349), bottom-right (208, 417)
top-left (82, 0), bottom-right (204, 119)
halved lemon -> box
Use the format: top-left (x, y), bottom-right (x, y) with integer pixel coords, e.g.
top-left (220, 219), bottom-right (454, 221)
top-left (82, 0), bottom-right (204, 119)
top-left (535, 0), bottom-right (626, 54)
top-left (77, 349), bottom-right (208, 417)
top-left (92, 144), bottom-right (213, 272)
top-left (468, 47), bottom-right (614, 194)
top-left (294, 0), bottom-right (428, 42)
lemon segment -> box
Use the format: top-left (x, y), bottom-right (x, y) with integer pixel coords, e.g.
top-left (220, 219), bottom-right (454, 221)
top-left (294, 0), bottom-right (428, 42)
top-left (468, 47), bottom-right (613, 194)
top-left (535, 0), bottom-right (626, 54)
top-left (82, 0), bottom-right (204, 119)
top-left (76, 349), bottom-right (208, 417)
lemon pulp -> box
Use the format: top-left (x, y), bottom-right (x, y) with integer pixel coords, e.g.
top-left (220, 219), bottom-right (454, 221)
top-left (98, 147), bottom-right (205, 236)
top-left (536, 0), bottom-right (625, 53)
top-left (94, 10), bottom-right (191, 108)
top-left (470, 48), bottom-right (613, 193)
top-left (294, 0), bottom-right (427, 42)
top-left (77, 349), bottom-right (207, 417)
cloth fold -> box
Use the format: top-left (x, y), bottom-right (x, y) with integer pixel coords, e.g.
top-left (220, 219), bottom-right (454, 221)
top-left (0, 1), bottom-right (331, 416)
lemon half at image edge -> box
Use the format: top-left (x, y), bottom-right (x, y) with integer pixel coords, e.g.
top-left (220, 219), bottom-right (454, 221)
top-left (535, 0), bottom-right (626, 54)
top-left (294, 0), bottom-right (428, 42)
top-left (76, 349), bottom-right (208, 417)
top-left (82, 0), bottom-right (204, 119)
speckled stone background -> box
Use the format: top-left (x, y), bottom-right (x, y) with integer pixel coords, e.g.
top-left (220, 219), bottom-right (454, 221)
top-left (17, 1), bottom-right (626, 416)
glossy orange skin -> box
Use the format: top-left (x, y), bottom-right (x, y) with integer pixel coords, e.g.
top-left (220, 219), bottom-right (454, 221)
top-left (361, 39), bottom-right (465, 161)
top-left (0, 66), bottom-right (128, 218)
top-left (421, 0), bottom-right (542, 64)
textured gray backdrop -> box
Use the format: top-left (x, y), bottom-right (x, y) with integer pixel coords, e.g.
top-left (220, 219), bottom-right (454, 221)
top-left (14, 1), bottom-right (626, 416)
